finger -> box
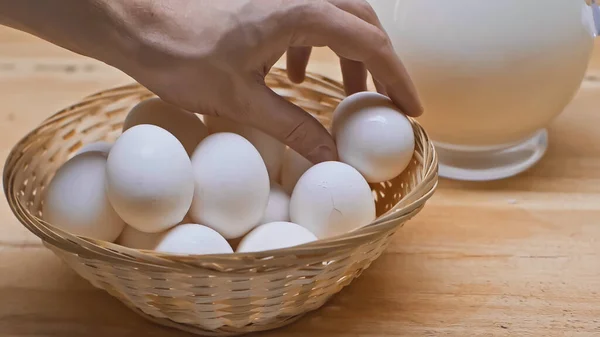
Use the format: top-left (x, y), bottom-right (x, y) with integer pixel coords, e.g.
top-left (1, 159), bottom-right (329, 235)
top-left (292, 2), bottom-right (423, 116)
top-left (340, 58), bottom-right (367, 95)
top-left (328, 0), bottom-right (383, 96)
top-left (327, 0), bottom-right (386, 31)
top-left (327, 0), bottom-right (401, 104)
top-left (245, 84), bottom-right (337, 164)
top-left (286, 46), bottom-right (312, 83)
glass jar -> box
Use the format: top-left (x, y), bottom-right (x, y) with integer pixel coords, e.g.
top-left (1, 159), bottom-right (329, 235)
top-left (368, 0), bottom-right (598, 180)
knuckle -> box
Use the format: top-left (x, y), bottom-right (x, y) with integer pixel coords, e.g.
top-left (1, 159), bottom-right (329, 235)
top-left (297, 1), bottom-right (329, 23)
top-left (334, 0), bottom-right (379, 24)
top-left (294, 1), bottom-right (314, 19)
top-left (354, 0), bottom-right (378, 20)
top-left (371, 28), bottom-right (390, 49)
top-left (364, 29), bottom-right (394, 64)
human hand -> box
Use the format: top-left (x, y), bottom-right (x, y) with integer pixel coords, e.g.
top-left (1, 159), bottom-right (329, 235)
top-left (0, 0), bottom-right (422, 163)
top-left (110, 0), bottom-right (422, 163)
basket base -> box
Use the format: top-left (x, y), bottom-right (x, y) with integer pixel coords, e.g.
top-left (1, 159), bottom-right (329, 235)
top-left (436, 129), bottom-right (548, 181)
top-left (129, 303), bottom-right (306, 337)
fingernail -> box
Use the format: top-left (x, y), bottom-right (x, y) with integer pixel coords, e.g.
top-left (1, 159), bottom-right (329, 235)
top-left (306, 144), bottom-right (338, 164)
top-left (412, 94), bottom-right (425, 116)
top-left (413, 103), bottom-right (424, 116)
top-left (402, 94), bottom-right (424, 117)
top-left (411, 99), bottom-right (424, 116)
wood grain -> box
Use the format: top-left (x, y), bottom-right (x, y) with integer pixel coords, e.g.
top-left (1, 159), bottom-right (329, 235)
top-left (2, 26), bottom-right (600, 336)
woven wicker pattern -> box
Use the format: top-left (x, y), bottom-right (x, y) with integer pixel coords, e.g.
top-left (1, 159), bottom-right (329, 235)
top-left (3, 67), bottom-right (438, 336)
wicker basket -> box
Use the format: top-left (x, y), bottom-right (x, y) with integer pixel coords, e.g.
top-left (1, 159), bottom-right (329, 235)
top-left (3, 67), bottom-right (438, 336)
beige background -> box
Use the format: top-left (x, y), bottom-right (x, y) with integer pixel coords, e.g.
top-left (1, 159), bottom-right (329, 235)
top-left (2, 26), bottom-right (600, 336)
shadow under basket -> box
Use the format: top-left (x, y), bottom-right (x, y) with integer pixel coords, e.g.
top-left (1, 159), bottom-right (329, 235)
top-left (3, 68), bottom-right (438, 336)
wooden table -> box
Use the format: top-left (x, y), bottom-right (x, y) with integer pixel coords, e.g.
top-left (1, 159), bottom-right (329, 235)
top-left (2, 26), bottom-right (600, 337)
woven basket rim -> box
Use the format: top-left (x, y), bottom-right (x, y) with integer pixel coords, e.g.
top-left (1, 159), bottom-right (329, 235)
top-left (3, 67), bottom-right (438, 270)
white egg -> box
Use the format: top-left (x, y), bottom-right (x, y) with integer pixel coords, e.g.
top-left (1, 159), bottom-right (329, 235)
top-left (280, 147), bottom-right (313, 195)
top-left (117, 225), bottom-right (163, 250)
top-left (106, 124), bottom-right (194, 233)
top-left (332, 92), bottom-right (415, 183)
top-left (189, 133), bottom-right (270, 239)
top-left (75, 141), bottom-right (112, 156)
top-left (43, 152), bottom-right (125, 241)
top-left (259, 182), bottom-right (290, 224)
top-left (236, 221), bottom-right (317, 253)
top-left (204, 116), bottom-right (285, 181)
top-left (123, 97), bottom-right (209, 156)
top-left (155, 223), bottom-right (233, 255)
top-left (290, 161), bottom-right (375, 239)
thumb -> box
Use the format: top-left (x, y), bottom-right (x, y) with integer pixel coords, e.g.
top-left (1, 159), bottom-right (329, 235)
top-left (244, 85), bottom-right (337, 164)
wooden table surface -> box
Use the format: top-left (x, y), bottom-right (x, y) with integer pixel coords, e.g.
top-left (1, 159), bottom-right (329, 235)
top-left (2, 26), bottom-right (600, 337)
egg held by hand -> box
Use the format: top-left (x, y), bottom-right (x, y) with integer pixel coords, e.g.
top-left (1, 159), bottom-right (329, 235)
top-left (290, 161), bottom-right (376, 239)
top-left (43, 152), bottom-right (125, 242)
top-left (106, 124), bottom-right (194, 233)
top-left (189, 132), bottom-right (270, 239)
top-left (333, 92), bottom-right (415, 183)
